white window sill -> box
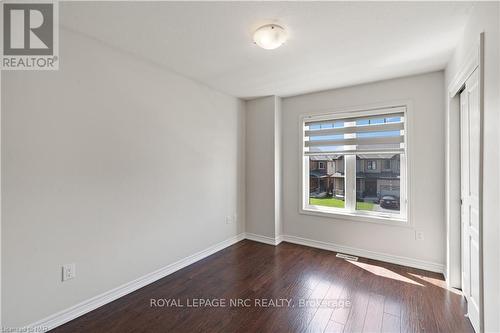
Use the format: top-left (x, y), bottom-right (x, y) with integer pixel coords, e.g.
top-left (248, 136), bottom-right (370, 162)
top-left (300, 206), bottom-right (410, 228)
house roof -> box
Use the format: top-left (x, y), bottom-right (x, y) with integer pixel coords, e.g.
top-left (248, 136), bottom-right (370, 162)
top-left (309, 154), bottom-right (399, 160)
top-left (357, 154), bottom-right (399, 160)
top-left (310, 169), bottom-right (329, 178)
top-left (309, 155), bottom-right (341, 161)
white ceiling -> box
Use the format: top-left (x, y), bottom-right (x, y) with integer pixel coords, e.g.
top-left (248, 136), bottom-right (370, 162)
top-left (61, 2), bottom-right (473, 99)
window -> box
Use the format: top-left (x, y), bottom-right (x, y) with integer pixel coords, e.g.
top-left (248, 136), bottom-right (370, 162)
top-left (357, 154), bottom-right (400, 213)
top-left (383, 160), bottom-right (391, 170)
top-left (302, 106), bottom-right (407, 222)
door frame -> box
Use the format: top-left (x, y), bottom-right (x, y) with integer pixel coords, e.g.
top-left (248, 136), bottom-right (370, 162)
top-left (445, 33), bottom-right (484, 331)
top-left (365, 179), bottom-right (377, 197)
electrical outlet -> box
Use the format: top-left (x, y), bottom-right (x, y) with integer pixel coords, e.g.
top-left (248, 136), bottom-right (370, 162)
top-left (225, 216), bottom-right (232, 224)
top-left (415, 231), bottom-right (424, 241)
top-left (62, 263), bottom-right (76, 281)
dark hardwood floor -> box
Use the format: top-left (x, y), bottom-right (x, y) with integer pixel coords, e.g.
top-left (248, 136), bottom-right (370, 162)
top-left (52, 240), bottom-right (473, 333)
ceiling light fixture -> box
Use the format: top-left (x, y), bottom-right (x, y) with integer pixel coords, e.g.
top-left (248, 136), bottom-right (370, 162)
top-left (253, 24), bottom-right (287, 50)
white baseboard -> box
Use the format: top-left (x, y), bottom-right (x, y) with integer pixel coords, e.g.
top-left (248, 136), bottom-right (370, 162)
top-left (244, 232), bottom-right (282, 246)
top-left (27, 233), bottom-right (246, 331)
top-left (281, 234), bottom-right (445, 274)
top-left (26, 231), bottom-right (444, 331)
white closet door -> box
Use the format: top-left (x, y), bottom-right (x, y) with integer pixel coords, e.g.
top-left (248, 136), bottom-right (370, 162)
top-left (460, 68), bottom-right (481, 333)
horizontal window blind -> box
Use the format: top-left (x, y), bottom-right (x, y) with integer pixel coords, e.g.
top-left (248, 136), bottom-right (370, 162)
top-left (304, 108), bottom-right (405, 155)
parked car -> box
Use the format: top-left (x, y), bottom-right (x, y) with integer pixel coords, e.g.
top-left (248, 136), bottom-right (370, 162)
top-left (379, 195), bottom-right (400, 210)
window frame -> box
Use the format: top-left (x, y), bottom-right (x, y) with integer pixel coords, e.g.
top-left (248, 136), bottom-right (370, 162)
top-left (299, 103), bottom-right (411, 226)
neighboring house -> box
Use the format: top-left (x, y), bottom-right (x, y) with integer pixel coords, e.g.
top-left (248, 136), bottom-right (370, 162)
top-left (309, 156), bottom-right (345, 198)
top-left (309, 155), bottom-right (400, 200)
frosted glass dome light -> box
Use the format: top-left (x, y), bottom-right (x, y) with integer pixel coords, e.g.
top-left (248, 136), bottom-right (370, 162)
top-left (253, 24), bottom-right (287, 50)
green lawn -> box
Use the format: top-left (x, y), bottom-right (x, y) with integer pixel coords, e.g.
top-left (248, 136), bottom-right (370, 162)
top-left (309, 197), bottom-right (374, 211)
top-left (309, 197), bottom-right (345, 208)
top-left (356, 201), bottom-right (375, 211)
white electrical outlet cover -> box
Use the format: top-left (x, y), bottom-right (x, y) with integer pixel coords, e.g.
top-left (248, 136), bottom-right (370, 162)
top-left (62, 263), bottom-right (76, 281)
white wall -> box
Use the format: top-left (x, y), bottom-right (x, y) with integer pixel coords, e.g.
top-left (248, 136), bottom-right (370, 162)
top-left (245, 96), bottom-right (282, 239)
top-left (445, 3), bottom-right (500, 332)
top-left (282, 71), bottom-right (446, 266)
top-left (1, 27), bottom-right (245, 327)
top-left (274, 97), bottom-right (283, 238)
top-left (0, 69), bottom-right (2, 328)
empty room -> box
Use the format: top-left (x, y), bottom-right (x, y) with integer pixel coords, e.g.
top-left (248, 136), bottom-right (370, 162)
top-left (1, 1), bottom-right (499, 332)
